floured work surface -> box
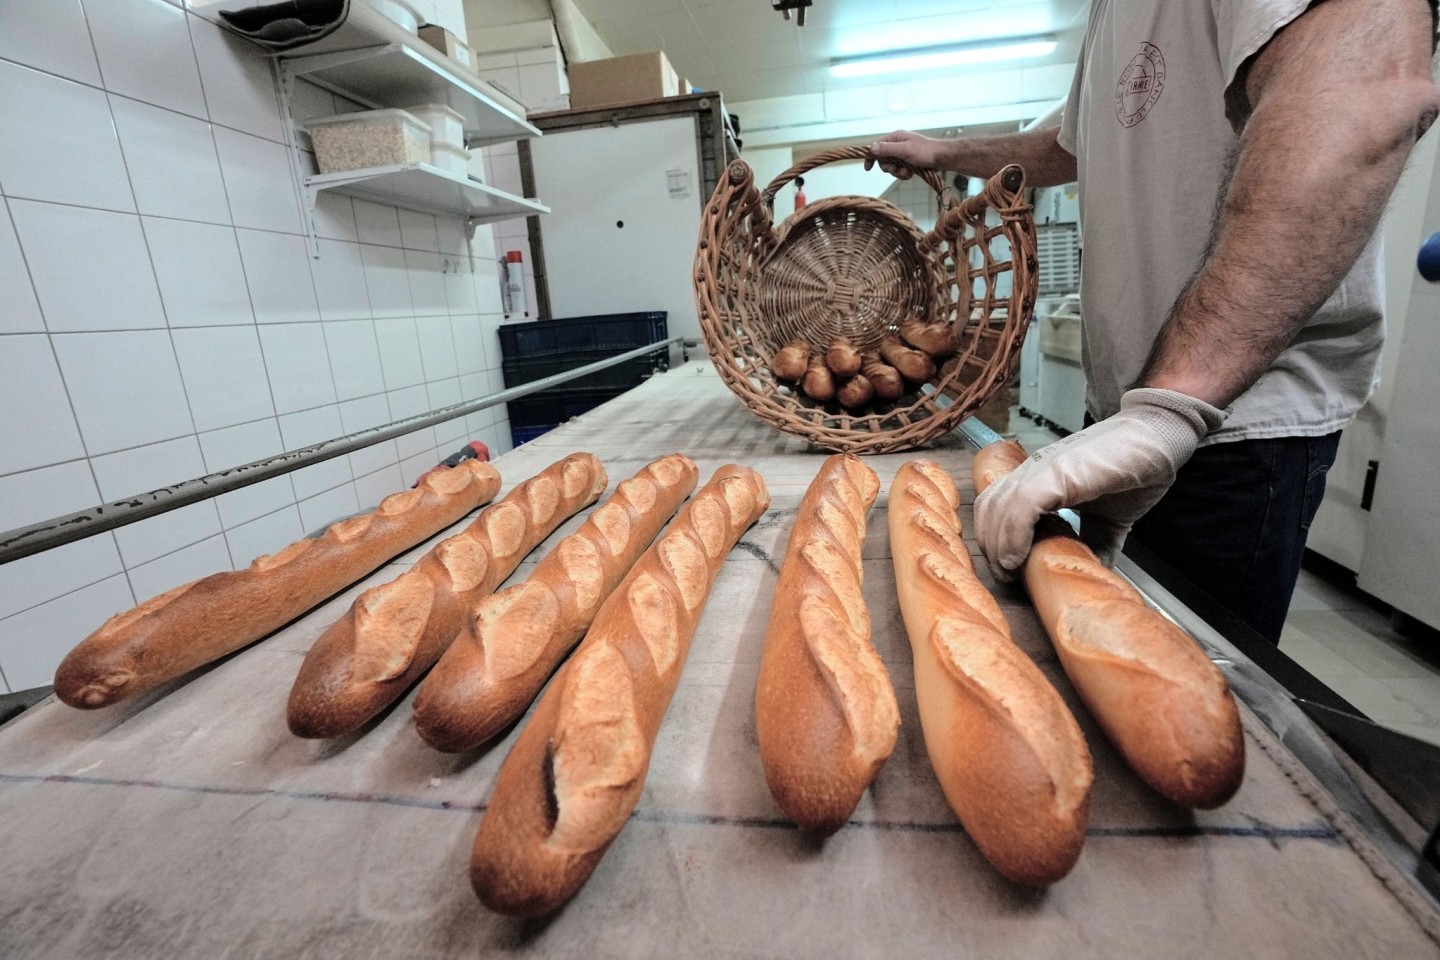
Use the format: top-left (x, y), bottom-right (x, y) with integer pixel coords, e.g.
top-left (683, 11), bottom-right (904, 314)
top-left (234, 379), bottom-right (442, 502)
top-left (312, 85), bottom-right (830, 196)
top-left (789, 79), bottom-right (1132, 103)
top-left (1, 364), bottom-right (1436, 959)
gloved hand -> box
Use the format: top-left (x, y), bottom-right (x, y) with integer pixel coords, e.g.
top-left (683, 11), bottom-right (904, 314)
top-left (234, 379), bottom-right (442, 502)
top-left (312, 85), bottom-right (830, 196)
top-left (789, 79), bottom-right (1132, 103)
top-left (974, 388), bottom-right (1226, 579)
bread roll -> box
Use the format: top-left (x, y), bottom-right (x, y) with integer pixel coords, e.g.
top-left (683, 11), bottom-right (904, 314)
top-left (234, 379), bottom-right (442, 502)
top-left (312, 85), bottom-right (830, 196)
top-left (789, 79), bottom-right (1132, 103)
top-left (861, 354), bottom-right (905, 402)
top-left (836, 374), bottom-right (874, 409)
top-left (801, 357), bottom-right (836, 402)
top-left (286, 454), bottom-right (606, 739)
top-left (772, 341), bottom-right (809, 381)
top-left (413, 455), bottom-right (699, 753)
top-left (899, 319), bottom-right (957, 358)
top-left (470, 465), bottom-right (770, 916)
top-left (879, 337), bottom-right (937, 383)
top-left (890, 459), bottom-right (1092, 886)
top-left (972, 440), bottom-right (1245, 808)
top-left (54, 460), bottom-right (502, 710)
top-left (824, 338), bottom-right (862, 378)
top-left (756, 455), bottom-right (896, 834)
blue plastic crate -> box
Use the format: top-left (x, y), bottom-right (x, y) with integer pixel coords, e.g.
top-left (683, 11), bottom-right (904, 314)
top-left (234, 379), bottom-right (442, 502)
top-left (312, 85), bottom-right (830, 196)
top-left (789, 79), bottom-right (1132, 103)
top-left (498, 312), bottom-right (667, 360)
top-left (510, 424), bottom-right (553, 447)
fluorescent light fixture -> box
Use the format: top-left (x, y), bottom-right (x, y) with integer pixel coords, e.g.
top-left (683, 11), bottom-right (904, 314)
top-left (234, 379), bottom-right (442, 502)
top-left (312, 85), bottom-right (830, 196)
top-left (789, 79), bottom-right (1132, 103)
top-left (831, 37), bottom-right (1057, 78)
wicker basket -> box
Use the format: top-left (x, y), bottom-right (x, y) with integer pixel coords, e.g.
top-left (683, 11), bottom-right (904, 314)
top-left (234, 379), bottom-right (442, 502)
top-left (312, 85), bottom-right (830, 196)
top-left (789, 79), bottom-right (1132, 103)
top-left (694, 146), bottom-right (1038, 454)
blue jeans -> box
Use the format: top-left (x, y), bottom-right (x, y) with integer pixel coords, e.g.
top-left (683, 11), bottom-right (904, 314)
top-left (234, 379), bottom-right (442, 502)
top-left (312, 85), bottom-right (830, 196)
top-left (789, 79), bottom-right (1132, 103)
top-left (1124, 432), bottom-right (1342, 645)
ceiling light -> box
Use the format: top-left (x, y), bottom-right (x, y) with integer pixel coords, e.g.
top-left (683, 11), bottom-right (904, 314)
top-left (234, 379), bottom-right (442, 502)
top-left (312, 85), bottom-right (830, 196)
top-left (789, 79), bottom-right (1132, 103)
top-left (830, 37), bottom-right (1057, 78)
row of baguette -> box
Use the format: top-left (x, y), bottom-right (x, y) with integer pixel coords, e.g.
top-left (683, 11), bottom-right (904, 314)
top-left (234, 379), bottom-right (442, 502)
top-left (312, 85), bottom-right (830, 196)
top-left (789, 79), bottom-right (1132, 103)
top-left (50, 444), bottom-right (1244, 916)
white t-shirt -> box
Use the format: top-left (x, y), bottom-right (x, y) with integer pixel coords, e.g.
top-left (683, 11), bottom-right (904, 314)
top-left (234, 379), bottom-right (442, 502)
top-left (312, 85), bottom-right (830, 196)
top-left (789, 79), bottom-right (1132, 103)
top-left (1059, 0), bottom-right (1385, 444)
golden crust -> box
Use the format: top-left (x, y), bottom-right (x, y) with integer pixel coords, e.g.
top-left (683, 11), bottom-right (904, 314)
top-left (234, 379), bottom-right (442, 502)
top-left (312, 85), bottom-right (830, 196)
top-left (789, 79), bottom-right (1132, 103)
top-left (53, 460), bottom-right (501, 710)
top-left (413, 455), bottom-right (699, 754)
top-left (755, 455), bottom-right (896, 836)
top-left (285, 455), bottom-right (603, 739)
top-left (890, 458), bottom-right (1092, 885)
top-left (470, 464), bottom-right (769, 915)
top-left (972, 440), bottom-right (1245, 810)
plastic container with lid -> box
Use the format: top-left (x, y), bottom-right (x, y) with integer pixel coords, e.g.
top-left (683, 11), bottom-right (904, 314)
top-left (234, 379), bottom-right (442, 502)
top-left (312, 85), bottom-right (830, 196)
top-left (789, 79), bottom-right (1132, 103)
top-left (404, 102), bottom-right (466, 150)
top-left (430, 142), bottom-right (471, 176)
top-left (305, 109), bottom-right (431, 174)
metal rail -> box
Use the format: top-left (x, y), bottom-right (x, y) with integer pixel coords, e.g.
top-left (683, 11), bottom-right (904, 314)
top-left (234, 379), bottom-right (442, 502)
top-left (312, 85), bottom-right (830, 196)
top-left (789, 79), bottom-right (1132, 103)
top-left (0, 338), bottom-right (685, 565)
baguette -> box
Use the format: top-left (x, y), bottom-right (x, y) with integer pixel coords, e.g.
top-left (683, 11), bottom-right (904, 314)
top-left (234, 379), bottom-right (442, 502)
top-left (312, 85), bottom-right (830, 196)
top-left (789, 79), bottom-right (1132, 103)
top-left (972, 440), bottom-right (1245, 808)
top-left (801, 357), bottom-right (836, 402)
top-left (861, 354), bottom-right (905, 402)
top-left (890, 459), bottom-right (1092, 886)
top-left (899, 319), bottom-right (957, 358)
top-left (772, 341), bottom-right (809, 381)
top-left (286, 454), bottom-right (606, 739)
top-left (879, 337), bottom-right (936, 383)
top-left (836, 374), bottom-right (874, 409)
top-left (756, 455), bottom-right (896, 834)
top-left (413, 454), bottom-right (699, 753)
top-left (53, 460), bottom-right (502, 709)
top-left (824, 338), bottom-right (862, 378)
top-left (470, 465), bottom-right (770, 916)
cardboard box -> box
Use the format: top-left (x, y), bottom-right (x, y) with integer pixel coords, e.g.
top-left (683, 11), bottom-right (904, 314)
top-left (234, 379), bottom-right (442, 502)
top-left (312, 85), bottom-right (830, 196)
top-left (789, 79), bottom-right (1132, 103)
top-left (418, 24), bottom-right (475, 72)
top-left (567, 51), bottom-right (680, 109)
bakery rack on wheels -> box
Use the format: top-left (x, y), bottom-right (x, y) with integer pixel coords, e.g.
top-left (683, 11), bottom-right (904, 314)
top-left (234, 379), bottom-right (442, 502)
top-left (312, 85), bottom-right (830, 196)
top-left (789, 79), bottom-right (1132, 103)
top-left (0, 363), bottom-right (1436, 958)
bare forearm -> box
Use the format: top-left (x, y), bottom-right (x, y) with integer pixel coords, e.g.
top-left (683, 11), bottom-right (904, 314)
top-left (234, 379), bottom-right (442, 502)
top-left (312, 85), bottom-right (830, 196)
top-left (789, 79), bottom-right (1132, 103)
top-left (1143, 0), bottom-right (1438, 408)
top-left (940, 127), bottom-right (1077, 187)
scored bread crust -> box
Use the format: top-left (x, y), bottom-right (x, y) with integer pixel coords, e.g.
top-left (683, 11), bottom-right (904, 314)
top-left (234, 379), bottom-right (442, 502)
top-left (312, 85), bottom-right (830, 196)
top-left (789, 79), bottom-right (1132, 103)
top-left (890, 459), bottom-right (1092, 887)
top-left (413, 454), bottom-right (700, 753)
top-left (755, 454), bottom-right (897, 835)
top-left (285, 453), bottom-right (607, 739)
top-left (470, 465), bottom-right (770, 917)
top-left (973, 440), bottom-right (1245, 809)
top-left (53, 459), bottom-right (502, 710)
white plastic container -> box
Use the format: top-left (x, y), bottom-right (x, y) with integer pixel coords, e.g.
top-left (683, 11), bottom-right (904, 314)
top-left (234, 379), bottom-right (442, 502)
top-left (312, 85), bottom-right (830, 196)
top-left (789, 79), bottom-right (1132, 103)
top-left (404, 103), bottom-right (466, 150)
top-left (431, 142), bottom-right (471, 176)
top-left (306, 109), bottom-right (431, 173)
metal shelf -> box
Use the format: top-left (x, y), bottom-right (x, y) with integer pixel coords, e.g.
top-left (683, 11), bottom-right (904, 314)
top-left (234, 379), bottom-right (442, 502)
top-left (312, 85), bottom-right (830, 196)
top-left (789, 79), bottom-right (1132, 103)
top-left (305, 163), bottom-right (549, 224)
top-left (281, 43), bottom-right (538, 147)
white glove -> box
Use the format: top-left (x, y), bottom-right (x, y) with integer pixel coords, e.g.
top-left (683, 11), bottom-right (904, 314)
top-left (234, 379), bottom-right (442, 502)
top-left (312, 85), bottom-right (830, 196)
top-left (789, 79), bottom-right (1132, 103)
top-left (974, 388), bottom-right (1226, 578)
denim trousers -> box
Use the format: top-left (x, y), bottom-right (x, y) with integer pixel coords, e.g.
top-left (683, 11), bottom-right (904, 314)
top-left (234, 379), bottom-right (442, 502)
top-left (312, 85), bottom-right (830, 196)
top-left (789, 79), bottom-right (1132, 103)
top-left (1125, 431), bottom-right (1343, 645)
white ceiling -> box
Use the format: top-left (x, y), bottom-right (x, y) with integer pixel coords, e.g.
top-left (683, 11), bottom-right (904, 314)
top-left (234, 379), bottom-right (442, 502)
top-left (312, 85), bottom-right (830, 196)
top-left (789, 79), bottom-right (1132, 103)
top-left (571, 0), bottom-right (1090, 103)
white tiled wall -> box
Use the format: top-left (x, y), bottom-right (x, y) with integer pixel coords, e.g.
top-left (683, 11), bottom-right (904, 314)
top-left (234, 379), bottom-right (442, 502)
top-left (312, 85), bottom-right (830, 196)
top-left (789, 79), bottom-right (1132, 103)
top-left (0, 0), bottom-right (518, 694)
top-left (482, 141), bottom-right (541, 318)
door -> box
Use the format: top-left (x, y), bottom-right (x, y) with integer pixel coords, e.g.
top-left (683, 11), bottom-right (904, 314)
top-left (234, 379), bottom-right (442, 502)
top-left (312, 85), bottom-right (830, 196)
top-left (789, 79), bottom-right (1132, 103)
top-left (528, 116), bottom-right (704, 341)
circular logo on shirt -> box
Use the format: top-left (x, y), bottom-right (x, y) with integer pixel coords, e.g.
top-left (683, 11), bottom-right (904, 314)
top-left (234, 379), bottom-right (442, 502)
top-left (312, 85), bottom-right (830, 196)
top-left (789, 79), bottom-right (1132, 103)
top-left (1115, 42), bottom-right (1166, 127)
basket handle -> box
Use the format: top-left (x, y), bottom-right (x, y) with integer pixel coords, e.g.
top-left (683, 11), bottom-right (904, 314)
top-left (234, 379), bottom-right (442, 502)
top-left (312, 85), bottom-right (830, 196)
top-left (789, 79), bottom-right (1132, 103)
top-left (760, 146), bottom-right (948, 205)
top-left (921, 163), bottom-right (1029, 254)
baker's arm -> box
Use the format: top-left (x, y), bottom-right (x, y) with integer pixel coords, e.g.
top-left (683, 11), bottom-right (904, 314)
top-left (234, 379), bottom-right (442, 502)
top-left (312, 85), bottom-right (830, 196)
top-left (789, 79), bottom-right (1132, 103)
top-left (865, 126), bottom-right (1078, 187)
top-left (976, 0), bottom-right (1439, 576)
top-left (1143, 0), bottom-right (1439, 405)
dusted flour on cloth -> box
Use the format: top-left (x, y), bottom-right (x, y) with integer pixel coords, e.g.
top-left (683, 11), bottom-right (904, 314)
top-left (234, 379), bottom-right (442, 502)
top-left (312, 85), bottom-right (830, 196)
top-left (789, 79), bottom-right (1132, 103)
top-left (1059, 0), bottom-right (1385, 444)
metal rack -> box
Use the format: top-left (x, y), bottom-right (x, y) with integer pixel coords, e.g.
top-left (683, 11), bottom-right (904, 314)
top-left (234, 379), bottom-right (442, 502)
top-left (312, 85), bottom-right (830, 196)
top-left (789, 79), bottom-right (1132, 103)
top-left (259, 4), bottom-right (547, 252)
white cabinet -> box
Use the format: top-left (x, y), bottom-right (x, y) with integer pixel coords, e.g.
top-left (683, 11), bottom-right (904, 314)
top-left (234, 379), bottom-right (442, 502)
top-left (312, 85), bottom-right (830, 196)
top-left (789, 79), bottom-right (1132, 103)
top-left (1302, 127), bottom-right (1440, 631)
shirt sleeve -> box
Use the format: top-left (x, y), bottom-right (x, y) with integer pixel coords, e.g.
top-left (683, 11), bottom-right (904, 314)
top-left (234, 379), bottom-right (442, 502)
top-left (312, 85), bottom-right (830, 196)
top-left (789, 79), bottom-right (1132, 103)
top-left (1056, 30), bottom-right (1086, 155)
top-left (1211, 0), bottom-right (1314, 90)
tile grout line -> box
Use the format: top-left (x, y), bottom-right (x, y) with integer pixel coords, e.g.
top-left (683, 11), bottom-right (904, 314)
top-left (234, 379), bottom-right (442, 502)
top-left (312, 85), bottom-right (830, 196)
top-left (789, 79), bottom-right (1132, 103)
top-left (2, 35), bottom-right (143, 619)
top-left (92, 22), bottom-right (225, 593)
top-left (0, 45), bottom-right (289, 145)
top-left (0, 193), bottom-right (443, 251)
